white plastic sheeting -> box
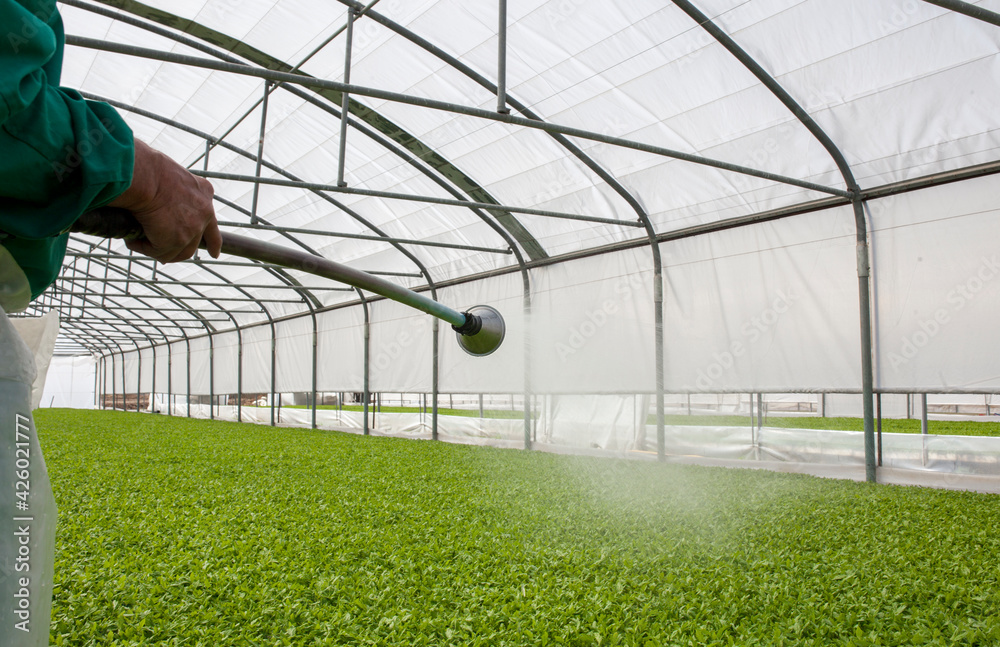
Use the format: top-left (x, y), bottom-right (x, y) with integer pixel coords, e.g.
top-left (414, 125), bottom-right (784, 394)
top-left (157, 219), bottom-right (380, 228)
top-left (99, 176), bottom-right (1000, 398)
top-left (52, 0), bottom-right (1000, 478)
top-left (10, 312), bottom-right (61, 409)
top-left (39, 356), bottom-right (96, 409)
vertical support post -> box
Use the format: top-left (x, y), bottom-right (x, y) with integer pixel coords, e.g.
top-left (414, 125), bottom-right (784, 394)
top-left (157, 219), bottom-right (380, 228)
top-left (362, 303), bottom-right (370, 436)
top-left (432, 318), bottom-right (439, 440)
top-left (654, 263), bottom-right (665, 460)
top-left (853, 198), bottom-right (877, 483)
top-left (336, 8), bottom-right (356, 188)
top-left (757, 393), bottom-right (764, 430)
top-left (250, 82), bottom-right (271, 225)
top-left (876, 392), bottom-right (883, 467)
top-left (523, 293), bottom-right (533, 451)
top-left (185, 336), bottom-right (191, 418)
top-left (270, 322), bottom-right (277, 426)
top-left (236, 327), bottom-right (244, 423)
top-left (150, 344), bottom-right (157, 412)
top-left (94, 356), bottom-right (101, 409)
top-left (310, 311), bottom-right (318, 430)
top-left (921, 393), bottom-right (929, 467)
top-left (479, 393), bottom-right (484, 419)
top-left (120, 350), bottom-right (126, 411)
top-left (209, 333), bottom-right (215, 420)
top-left (496, 0), bottom-right (510, 114)
top-left (167, 341), bottom-right (172, 416)
top-left (110, 353), bottom-right (116, 410)
top-left (136, 346), bottom-right (142, 412)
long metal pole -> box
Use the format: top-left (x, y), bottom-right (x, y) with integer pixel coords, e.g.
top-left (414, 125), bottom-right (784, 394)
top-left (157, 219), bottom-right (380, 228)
top-left (195, 171), bottom-right (636, 227)
top-left (185, 335), bottom-right (191, 418)
top-left (921, 393), bottom-right (929, 466)
top-left (270, 321), bottom-right (277, 426)
top-left (432, 318), bottom-right (439, 441)
top-left (76, 211), bottom-right (475, 330)
top-left (876, 393), bottom-right (883, 467)
top-left (496, 0), bottom-right (510, 114)
top-left (209, 333), bottom-right (215, 420)
top-left (250, 81), bottom-right (271, 225)
top-left (95, 356), bottom-right (101, 409)
top-left (236, 327), bottom-right (244, 423)
top-left (310, 311), bottom-right (318, 430)
top-left (120, 349), bottom-right (126, 411)
top-left (167, 341), bottom-right (172, 416)
top-left (136, 345), bottom-right (142, 411)
top-left (337, 8), bottom-right (355, 187)
top-left (215, 220), bottom-right (513, 254)
top-left (854, 198), bottom-right (877, 483)
top-left (362, 301), bottom-right (370, 436)
top-left (921, 0), bottom-right (1000, 26)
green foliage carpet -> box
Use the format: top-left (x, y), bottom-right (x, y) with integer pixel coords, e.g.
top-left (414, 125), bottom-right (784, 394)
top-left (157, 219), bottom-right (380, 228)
top-left (36, 410), bottom-right (1000, 646)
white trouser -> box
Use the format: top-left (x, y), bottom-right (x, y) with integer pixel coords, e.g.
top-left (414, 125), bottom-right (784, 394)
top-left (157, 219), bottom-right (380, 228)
top-left (0, 265), bottom-right (57, 645)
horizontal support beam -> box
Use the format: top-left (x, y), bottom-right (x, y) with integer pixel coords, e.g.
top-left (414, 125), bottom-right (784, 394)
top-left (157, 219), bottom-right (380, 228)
top-left (66, 34), bottom-right (849, 198)
top-left (62, 317), bottom-right (214, 328)
top-left (64, 251), bottom-right (424, 278)
top-left (201, 171), bottom-right (640, 228)
top-left (51, 290), bottom-right (304, 304)
top-left (57, 276), bottom-right (354, 291)
top-left (216, 221), bottom-right (513, 254)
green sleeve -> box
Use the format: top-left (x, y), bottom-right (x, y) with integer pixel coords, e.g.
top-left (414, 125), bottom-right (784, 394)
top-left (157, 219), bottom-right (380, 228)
top-left (0, 0), bottom-right (135, 300)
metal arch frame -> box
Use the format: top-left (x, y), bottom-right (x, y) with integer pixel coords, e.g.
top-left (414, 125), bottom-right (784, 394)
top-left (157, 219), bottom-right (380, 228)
top-left (65, 2), bottom-right (854, 452)
top-left (79, 88), bottom-right (535, 440)
top-left (60, 0), bottom-right (550, 261)
top-left (340, 0), bottom-right (669, 455)
top-left (921, 0), bottom-right (1000, 26)
top-left (62, 25), bottom-right (871, 444)
top-left (57, 241), bottom-right (263, 414)
top-left (78, 248), bottom-right (266, 421)
top-left (668, 0), bottom-right (881, 480)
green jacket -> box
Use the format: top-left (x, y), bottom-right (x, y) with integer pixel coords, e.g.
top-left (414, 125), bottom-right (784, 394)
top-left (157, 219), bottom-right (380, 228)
top-left (1, 0), bottom-right (134, 302)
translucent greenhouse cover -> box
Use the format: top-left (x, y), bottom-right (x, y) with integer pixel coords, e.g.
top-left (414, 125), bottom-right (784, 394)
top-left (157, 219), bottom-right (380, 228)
top-left (26, 0), bottom-right (998, 405)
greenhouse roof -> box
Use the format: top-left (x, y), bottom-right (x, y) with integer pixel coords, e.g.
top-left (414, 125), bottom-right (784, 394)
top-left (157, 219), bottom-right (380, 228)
top-left (31, 0), bottom-right (1000, 356)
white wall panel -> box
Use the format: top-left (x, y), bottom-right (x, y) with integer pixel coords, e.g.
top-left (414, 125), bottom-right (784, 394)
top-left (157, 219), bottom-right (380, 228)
top-left (240, 324), bottom-right (274, 394)
top-left (188, 336), bottom-right (212, 395)
top-left (529, 246), bottom-right (657, 393)
top-left (314, 307), bottom-right (365, 392)
top-left (368, 300), bottom-right (435, 392)
top-left (212, 332), bottom-right (240, 394)
top-left (662, 207), bottom-right (861, 391)
top-left (871, 175), bottom-right (1000, 390)
top-left (273, 316), bottom-right (319, 393)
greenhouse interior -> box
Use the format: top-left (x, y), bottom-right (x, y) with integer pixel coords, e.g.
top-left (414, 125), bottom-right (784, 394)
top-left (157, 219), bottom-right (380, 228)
top-left (4, 0), bottom-right (1000, 644)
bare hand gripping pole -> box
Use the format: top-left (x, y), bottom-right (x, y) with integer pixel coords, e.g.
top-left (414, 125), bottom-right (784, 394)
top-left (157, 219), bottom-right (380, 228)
top-left (72, 208), bottom-right (505, 357)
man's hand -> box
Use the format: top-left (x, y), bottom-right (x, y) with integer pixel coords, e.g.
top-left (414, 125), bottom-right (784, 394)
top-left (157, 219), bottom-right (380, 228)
top-left (108, 139), bottom-right (223, 262)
